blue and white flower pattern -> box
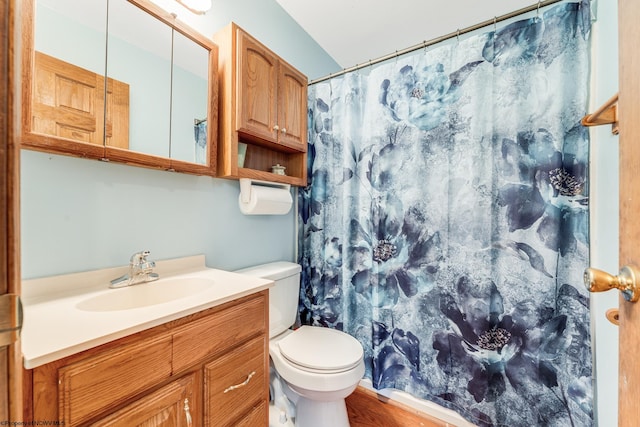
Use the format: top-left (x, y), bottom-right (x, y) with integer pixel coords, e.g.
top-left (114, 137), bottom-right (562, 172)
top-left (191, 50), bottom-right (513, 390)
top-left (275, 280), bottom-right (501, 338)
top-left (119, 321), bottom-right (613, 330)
top-left (299, 3), bottom-right (592, 426)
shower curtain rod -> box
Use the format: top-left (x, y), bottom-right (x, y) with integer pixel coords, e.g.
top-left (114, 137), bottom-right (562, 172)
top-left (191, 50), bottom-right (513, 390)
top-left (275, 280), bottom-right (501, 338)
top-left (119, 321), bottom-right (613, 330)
top-left (308, 0), bottom-right (566, 85)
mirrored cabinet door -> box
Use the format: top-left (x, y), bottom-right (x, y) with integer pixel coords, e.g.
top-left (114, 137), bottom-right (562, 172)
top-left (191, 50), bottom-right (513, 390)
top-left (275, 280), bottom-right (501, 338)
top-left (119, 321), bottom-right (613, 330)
top-left (171, 30), bottom-right (210, 166)
top-left (28, 0), bottom-right (108, 157)
top-left (106, 0), bottom-right (171, 158)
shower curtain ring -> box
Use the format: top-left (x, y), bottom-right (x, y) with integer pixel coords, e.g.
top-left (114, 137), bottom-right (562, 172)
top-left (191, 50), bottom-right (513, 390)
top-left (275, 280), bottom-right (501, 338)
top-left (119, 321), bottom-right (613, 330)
top-left (537, 0), bottom-right (541, 17)
top-left (456, 29), bottom-right (460, 43)
top-left (493, 16), bottom-right (497, 32)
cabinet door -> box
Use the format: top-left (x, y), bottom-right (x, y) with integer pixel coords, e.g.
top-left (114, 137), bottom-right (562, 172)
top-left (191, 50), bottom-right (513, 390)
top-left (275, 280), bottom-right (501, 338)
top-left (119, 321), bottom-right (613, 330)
top-left (91, 374), bottom-right (197, 427)
top-left (57, 334), bottom-right (172, 425)
top-left (236, 29), bottom-right (278, 143)
top-left (277, 60), bottom-right (307, 150)
top-left (204, 336), bottom-right (267, 427)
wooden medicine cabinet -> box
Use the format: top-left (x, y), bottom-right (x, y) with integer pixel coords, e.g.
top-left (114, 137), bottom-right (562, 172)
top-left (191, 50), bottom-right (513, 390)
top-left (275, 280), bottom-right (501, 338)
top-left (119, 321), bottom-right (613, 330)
top-left (214, 22), bottom-right (308, 186)
top-left (20, 0), bottom-right (218, 176)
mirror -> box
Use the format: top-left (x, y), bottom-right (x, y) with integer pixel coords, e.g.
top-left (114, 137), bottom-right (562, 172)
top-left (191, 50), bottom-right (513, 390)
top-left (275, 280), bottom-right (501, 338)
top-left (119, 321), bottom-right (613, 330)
top-left (23, 0), bottom-right (217, 175)
top-left (171, 30), bottom-right (210, 165)
top-left (30, 0), bottom-right (108, 157)
top-left (107, 0), bottom-right (172, 157)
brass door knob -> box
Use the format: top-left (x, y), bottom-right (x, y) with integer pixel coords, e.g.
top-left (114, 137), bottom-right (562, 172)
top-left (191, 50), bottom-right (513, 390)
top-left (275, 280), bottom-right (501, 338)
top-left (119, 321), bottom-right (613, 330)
top-left (584, 266), bottom-right (640, 302)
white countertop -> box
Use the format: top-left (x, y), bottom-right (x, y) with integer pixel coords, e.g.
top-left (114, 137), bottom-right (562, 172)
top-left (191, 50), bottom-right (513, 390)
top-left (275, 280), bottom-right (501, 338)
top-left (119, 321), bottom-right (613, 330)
top-left (21, 255), bottom-right (273, 369)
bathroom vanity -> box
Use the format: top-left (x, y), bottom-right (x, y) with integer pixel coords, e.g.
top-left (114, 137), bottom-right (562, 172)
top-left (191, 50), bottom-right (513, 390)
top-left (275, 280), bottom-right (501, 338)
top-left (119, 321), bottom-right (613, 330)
top-left (20, 256), bottom-right (272, 426)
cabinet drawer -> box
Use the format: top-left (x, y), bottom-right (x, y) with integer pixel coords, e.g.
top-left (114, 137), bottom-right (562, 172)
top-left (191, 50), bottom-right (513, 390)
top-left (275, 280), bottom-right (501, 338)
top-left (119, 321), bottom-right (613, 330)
top-left (233, 400), bottom-right (267, 427)
top-left (204, 336), bottom-right (267, 427)
top-left (58, 334), bottom-right (172, 425)
top-left (172, 293), bottom-right (266, 372)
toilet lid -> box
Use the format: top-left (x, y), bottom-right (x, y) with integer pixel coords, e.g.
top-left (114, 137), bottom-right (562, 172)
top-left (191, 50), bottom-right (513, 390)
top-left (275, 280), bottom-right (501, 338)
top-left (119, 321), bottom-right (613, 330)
top-left (277, 326), bottom-right (363, 372)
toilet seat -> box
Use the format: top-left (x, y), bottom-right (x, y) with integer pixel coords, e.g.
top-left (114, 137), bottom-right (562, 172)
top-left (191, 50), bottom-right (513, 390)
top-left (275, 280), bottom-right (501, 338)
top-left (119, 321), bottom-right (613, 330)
top-left (277, 326), bottom-right (363, 373)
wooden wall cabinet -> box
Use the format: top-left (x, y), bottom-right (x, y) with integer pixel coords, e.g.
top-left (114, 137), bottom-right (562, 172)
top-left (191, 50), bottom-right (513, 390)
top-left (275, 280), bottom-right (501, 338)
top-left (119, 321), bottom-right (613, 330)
top-left (214, 23), bottom-right (308, 186)
top-left (25, 291), bottom-right (269, 427)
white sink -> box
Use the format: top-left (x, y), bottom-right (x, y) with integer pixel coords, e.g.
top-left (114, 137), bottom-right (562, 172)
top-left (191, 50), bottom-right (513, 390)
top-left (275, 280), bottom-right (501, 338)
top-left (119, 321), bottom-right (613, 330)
top-left (76, 276), bottom-right (214, 311)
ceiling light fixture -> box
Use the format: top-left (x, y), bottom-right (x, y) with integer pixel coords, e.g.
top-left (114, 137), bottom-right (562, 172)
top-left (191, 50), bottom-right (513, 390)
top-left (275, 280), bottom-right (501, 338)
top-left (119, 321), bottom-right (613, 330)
top-left (175, 0), bottom-right (211, 14)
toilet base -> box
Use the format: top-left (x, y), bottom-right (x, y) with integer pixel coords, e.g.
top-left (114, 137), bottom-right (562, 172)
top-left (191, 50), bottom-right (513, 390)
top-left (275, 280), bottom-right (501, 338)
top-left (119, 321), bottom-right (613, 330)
top-left (295, 397), bottom-right (350, 427)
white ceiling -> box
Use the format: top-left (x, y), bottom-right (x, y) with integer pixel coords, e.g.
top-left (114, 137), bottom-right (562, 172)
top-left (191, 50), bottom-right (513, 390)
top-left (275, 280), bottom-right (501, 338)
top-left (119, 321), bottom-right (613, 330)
top-left (275, 0), bottom-right (542, 69)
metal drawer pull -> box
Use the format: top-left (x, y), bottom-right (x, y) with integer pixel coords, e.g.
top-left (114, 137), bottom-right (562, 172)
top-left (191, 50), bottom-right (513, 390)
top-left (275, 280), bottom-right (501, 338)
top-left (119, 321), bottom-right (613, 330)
top-left (183, 398), bottom-right (192, 427)
top-left (223, 371), bottom-right (256, 393)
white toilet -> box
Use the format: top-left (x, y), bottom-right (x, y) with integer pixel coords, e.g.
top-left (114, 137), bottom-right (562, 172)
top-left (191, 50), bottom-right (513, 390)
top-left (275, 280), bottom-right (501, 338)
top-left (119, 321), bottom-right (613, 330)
top-left (237, 262), bottom-right (365, 427)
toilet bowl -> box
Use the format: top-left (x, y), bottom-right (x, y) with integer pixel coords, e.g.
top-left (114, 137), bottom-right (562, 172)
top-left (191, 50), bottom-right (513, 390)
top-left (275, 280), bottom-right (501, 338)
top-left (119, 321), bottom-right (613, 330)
top-left (236, 262), bottom-right (365, 427)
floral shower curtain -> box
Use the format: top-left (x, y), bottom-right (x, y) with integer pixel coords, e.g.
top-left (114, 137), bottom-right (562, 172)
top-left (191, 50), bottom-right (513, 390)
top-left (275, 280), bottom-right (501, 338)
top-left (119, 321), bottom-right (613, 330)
top-left (194, 120), bottom-right (207, 164)
top-left (299, 3), bottom-right (592, 426)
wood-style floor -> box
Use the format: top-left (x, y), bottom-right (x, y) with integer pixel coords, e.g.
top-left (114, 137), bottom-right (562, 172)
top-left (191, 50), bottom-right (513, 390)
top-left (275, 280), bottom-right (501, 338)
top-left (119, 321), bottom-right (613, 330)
top-left (346, 387), bottom-right (449, 427)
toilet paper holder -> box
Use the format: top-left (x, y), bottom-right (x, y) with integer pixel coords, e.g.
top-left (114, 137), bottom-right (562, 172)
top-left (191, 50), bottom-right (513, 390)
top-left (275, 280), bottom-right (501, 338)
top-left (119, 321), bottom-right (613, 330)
top-left (239, 178), bottom-right (291, 204)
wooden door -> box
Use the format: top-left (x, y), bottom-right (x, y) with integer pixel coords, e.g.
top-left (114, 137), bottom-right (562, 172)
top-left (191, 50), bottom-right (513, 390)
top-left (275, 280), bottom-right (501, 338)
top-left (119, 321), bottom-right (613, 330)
top-left (236, 29), bottom-right (278, 143)
top-left (104, 75), bottom-right (130, 149)
top-left (32, 52), bottom-right (106, 145)
top-left (277, 60), bottom-right (308, 150)
top-left (617, 0), bottom-right (640, 425)
top-left (32, 52), bottom-right (129, 149)
top-left (1, 0), bottom-right (22, 422)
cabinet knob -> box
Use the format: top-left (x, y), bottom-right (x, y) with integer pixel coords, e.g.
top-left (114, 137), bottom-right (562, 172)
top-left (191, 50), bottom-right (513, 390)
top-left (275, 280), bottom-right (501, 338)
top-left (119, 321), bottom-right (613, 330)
top-left (281, 128), bottom-right (287, 134)
top-left (273, 124), bottom-right (280, 131)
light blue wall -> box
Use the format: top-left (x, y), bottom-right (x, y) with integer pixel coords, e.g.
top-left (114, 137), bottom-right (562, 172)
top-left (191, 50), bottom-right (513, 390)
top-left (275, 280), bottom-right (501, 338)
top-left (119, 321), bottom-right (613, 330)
top-left (21, 0), bottom-right (341, 279)
top-left (171, 0), bottom-right (341, 81)
top-left (589, 0), bottom-right (619, 425)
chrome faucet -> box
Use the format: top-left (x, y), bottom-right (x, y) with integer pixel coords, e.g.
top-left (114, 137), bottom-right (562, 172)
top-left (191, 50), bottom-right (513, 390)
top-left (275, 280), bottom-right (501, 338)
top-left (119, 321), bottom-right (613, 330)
top-left (109, 250), bottom-right (160, 288)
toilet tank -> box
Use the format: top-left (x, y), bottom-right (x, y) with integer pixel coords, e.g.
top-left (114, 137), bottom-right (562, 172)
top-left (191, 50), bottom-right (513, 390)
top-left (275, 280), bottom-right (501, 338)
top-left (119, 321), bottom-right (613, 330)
top-left (235, 262), bottom-right (302, 338)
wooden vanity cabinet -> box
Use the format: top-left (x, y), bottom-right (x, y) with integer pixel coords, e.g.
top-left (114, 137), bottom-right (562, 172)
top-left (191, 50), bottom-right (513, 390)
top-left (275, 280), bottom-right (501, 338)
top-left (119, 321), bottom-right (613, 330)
top-left (214, 22), bottom-right (308, 186)
top-left (24, 291), bottom-right (269, 426)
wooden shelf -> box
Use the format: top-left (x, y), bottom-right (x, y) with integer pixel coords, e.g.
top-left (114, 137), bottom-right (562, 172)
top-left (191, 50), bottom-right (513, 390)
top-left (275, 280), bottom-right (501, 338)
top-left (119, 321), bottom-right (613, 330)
top-left (236, 167), bottom-right (306, 186)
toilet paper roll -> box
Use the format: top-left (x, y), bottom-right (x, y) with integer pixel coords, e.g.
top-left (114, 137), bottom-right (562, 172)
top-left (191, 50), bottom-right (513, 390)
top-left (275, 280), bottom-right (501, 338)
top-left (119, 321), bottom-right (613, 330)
top-left (238, 184), bottom-right (293, 215)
